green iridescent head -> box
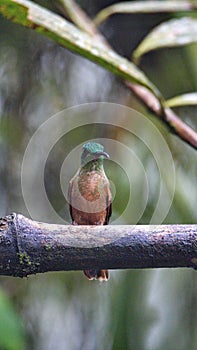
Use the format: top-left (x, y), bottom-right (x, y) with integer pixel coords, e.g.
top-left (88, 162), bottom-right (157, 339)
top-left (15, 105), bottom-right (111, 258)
top-left (81, 142), bottom-right (109, 165)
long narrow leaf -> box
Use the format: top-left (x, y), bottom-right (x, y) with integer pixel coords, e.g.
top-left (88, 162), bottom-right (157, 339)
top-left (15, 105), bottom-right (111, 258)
top-left (0, 0), bottom-right (161, 98)
top-left (94, 1), bottom-right (197, 26)
top-left (133, 17), bottom-right (197, 63)
top-left (164, 92), bottom-right (197, 107)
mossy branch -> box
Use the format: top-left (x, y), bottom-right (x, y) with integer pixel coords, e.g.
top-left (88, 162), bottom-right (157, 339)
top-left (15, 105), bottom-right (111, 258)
top-left (0, 213), bottom-right (196, 277)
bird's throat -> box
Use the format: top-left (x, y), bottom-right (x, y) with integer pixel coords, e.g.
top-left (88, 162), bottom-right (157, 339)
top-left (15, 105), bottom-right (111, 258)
top-left (80, 159), bottom-right (103, 173)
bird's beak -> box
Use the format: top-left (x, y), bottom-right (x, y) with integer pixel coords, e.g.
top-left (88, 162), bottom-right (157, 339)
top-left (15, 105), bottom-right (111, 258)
top-left (95, 151), bottom-right (110, 159)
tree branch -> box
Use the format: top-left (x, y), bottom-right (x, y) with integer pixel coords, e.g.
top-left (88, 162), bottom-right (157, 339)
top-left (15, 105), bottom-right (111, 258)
top-left (126, 84), bottom-right (197, 148)
top-left (0, 213), bottom-right (196, 277)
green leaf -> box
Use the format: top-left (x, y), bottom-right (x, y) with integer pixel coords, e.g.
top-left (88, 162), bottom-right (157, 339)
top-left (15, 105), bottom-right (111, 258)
top-left (133, 17), bottom-right (197, 63)
top-left (164, 92), bottom-right (197, 107)
top-left (94, 1), bottom-right (197, 26)
top-left (0, 289), bottom-right (26, 350)
top-left (0, 0), bottom-right (161, 99)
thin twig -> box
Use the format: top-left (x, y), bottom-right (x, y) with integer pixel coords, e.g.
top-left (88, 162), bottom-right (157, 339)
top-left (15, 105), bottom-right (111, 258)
top-left (58, 0), bottom-right (197, 150)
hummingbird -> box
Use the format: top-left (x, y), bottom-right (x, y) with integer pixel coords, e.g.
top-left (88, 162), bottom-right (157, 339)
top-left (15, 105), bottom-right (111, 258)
top-left (68, 142), bottom-right (112, 281)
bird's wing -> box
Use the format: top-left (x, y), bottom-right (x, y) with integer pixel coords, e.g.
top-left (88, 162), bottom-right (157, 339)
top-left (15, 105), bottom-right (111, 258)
top-left (68, 178), bottom-right (74, 224)
top-left (104, 184), bottom-right (112, 225)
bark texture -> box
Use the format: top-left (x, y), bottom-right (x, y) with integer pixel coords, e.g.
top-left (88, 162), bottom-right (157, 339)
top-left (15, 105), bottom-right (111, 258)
top-left (0, 213), bottom-right (196, 277)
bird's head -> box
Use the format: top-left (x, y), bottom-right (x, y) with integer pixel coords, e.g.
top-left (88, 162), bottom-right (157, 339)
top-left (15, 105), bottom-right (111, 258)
top-left (81, 142), bottom-right (109, 166)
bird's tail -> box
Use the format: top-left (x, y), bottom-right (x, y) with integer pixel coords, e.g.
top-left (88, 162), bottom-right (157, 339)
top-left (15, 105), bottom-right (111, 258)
top-left (84, 269), bottom-right (109, 281)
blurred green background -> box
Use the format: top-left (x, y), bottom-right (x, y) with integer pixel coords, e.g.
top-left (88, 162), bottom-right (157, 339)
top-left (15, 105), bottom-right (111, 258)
top-left (0, 1), bottom-right (197, 349)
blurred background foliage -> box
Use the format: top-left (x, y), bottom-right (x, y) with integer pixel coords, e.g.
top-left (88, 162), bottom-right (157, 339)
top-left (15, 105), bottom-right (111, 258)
top-left (0, 0), bottom-right (197, 349)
